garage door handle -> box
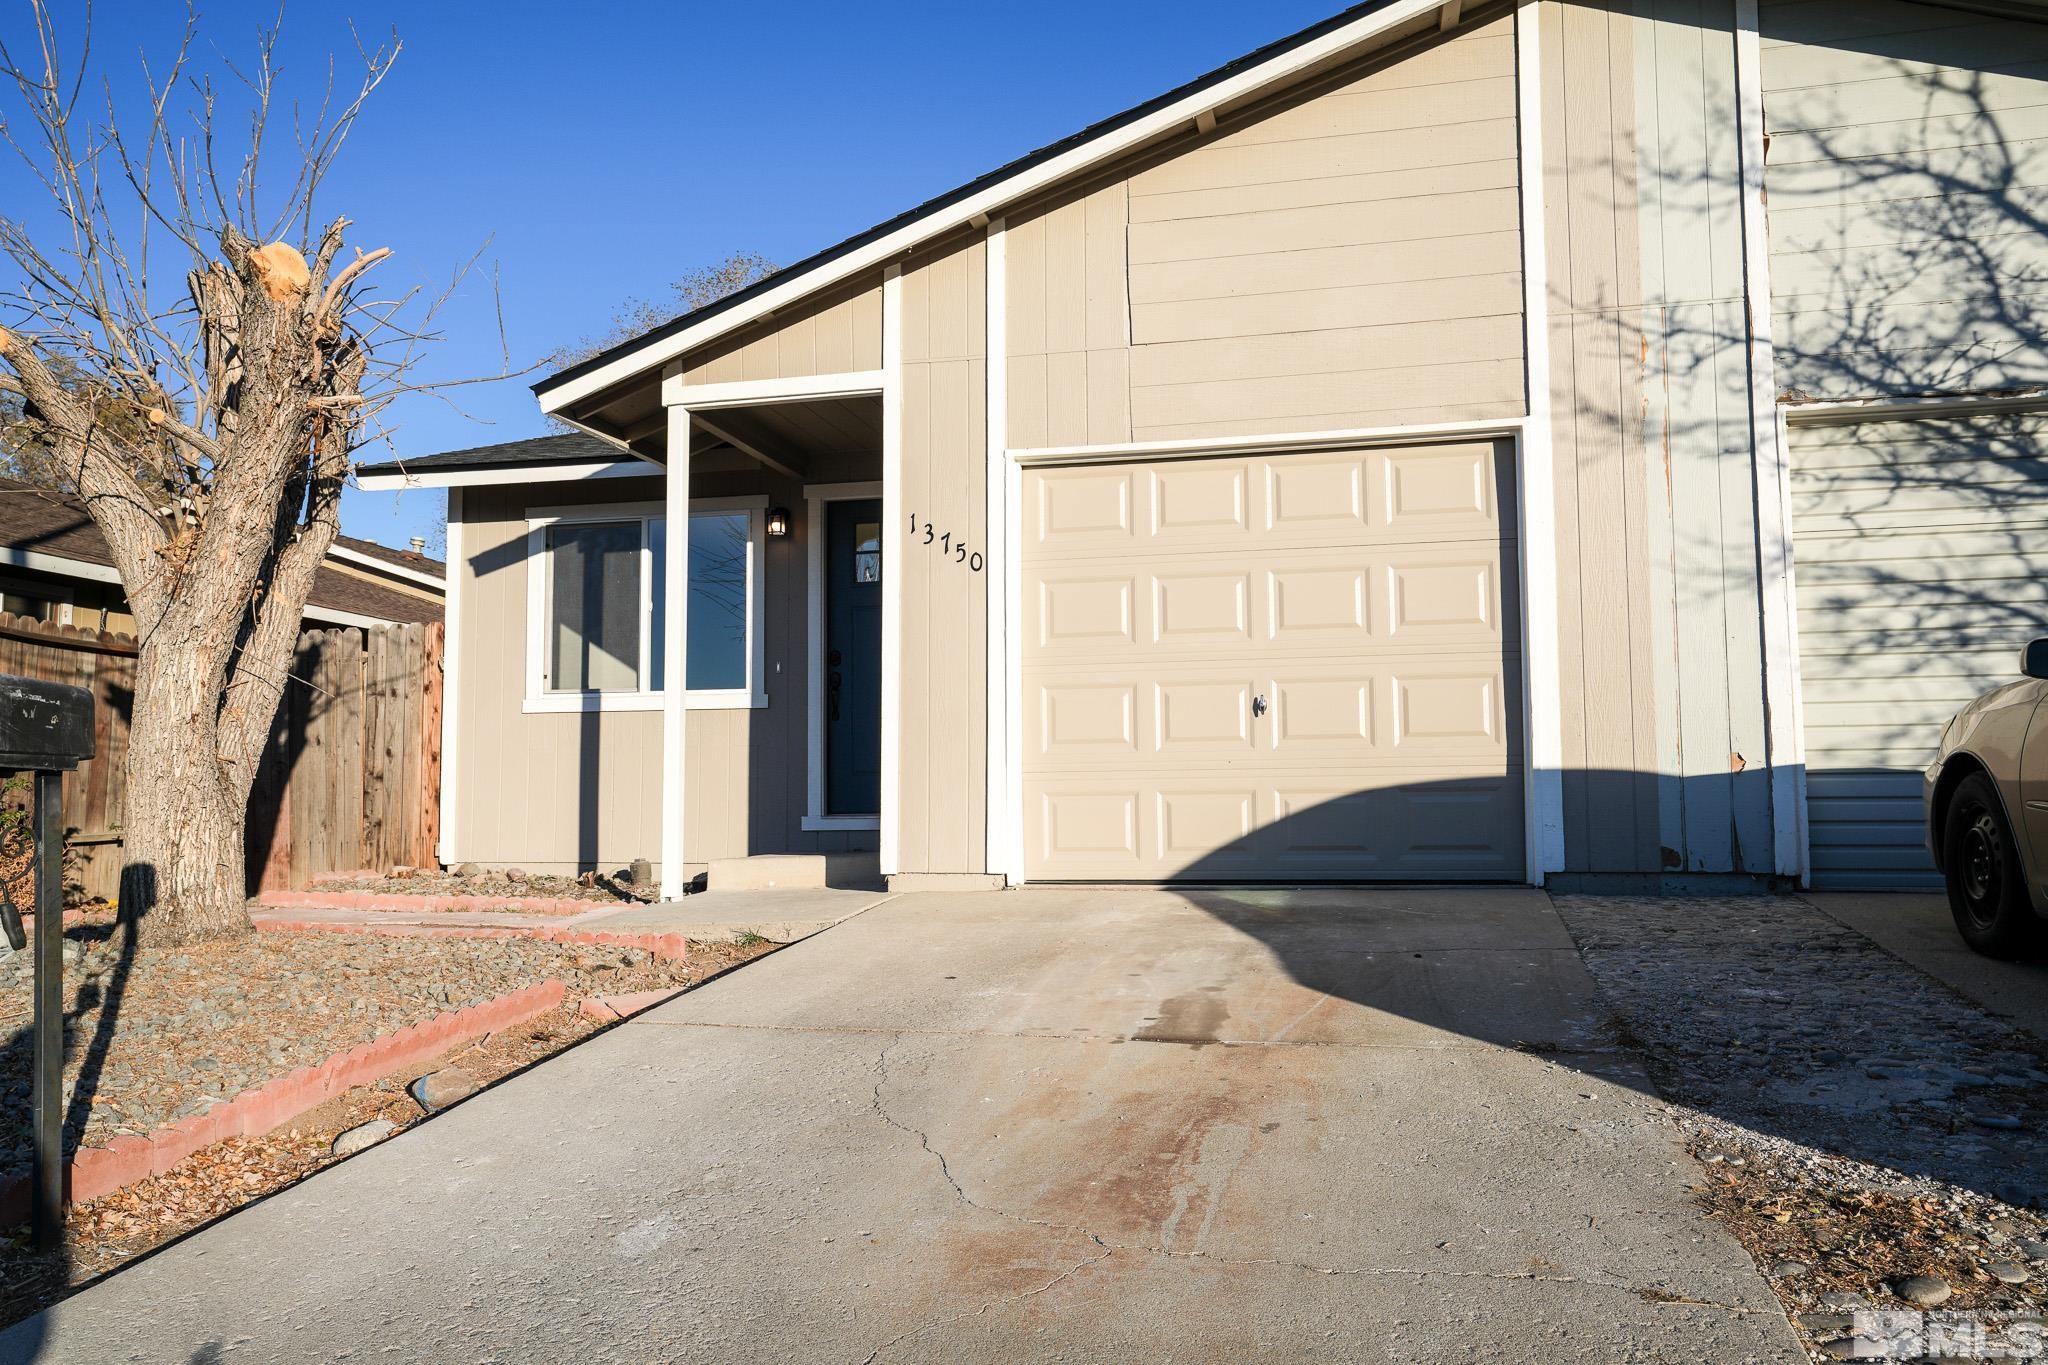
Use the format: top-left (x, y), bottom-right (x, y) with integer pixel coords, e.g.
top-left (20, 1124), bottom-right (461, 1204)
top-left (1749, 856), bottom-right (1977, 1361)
top-left (1252, 694), bottom-right (1268, 719)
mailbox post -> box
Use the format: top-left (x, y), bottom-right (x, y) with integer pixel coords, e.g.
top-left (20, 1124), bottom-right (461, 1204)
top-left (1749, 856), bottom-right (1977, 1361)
top-left (0, 677), bottom-right (96, 1250)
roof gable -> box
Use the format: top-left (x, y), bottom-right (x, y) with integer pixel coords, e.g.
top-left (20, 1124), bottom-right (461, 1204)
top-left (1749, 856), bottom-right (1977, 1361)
top-left (535, 0), bottom-right (1453, 414)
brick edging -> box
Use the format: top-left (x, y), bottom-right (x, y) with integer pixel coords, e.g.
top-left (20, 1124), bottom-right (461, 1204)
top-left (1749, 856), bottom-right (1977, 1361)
top-left (257, 890), bottom-right (634, 916)
top-left (253, 918), bottom-right (690, 962)
top-left (0, 979), bottom-right (568, 1227)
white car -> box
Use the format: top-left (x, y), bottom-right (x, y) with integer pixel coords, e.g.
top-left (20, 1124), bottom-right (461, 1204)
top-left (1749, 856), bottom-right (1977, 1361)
top-left (1925, 638), bottom-right (2048, 957)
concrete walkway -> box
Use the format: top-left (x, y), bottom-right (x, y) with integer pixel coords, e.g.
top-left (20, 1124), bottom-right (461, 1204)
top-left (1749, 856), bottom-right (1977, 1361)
top-left (1803, 891), bottom-right (2048, 1041)
top-left (1, 888), bottom-right (1801, 1363)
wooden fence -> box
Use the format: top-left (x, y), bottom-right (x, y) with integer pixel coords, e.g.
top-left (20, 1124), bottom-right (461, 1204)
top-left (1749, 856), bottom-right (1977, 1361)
top-left (0, 613), bottom-right (442, 904)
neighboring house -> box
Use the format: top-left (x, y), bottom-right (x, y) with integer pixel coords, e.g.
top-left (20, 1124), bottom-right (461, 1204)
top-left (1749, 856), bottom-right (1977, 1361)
top-left (361, 0), bottom-right (2048, 897)
top-left (0, 477), bottom-right (444, 632)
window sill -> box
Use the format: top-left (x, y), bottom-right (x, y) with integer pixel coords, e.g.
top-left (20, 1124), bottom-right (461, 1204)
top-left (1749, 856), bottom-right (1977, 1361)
top-left (801, 814), bottom-right (881, 832)
top-left (523, 691), bottom-right (769, 714)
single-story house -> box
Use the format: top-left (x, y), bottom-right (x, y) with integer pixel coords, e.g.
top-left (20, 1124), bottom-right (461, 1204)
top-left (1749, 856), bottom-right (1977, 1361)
top-left (0, 477), bottom-right (445, 632)
top-left (362, 0), bottom-right (2048, 898)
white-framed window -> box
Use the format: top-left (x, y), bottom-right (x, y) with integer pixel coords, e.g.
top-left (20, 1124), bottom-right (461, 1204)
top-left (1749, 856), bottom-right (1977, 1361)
top-left (523, 497), bottom-right (768, 713)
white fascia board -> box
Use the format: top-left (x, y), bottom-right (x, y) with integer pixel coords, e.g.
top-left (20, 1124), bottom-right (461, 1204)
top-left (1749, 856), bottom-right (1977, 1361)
top-left (536, 0), bottom-right (1445, 414)
top-left (0, 548), bottom-right (124, 587)
top-left (354, 460), bottom-right (657, 492)
top-left (662, 370), bottom-right (887, 410)
top-left (303, 603), bottom-right (405, 630)
top-left (326, 543), bottom-right (446, 591)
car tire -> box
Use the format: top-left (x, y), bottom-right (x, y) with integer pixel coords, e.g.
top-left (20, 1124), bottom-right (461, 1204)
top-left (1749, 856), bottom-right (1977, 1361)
top-left (1944, 771), bottom-right (2043, 959)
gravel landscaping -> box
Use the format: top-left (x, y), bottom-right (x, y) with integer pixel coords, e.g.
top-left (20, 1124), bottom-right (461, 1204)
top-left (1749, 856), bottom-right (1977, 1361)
top-left (304, 865), bottom-right (653, 905)
top-left (0, 920), bottom-right (729, 1178)
top-left (1552, 893), bottom-right (2048, 1359)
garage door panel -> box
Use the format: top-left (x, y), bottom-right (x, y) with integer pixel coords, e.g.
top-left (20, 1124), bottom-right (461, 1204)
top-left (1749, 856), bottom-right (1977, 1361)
top-left (1157, 679), bottom-right (1255, 751)
top-left (1154, 570), bottom-right (1253, 642)
top-left (1036, 468), bottom-right (1135, 548)
top-left (1151, 460), bottom-right (1251, 537)
top-left (1158, 789), bottom-right (1259, 865)
top-left (1025, 441), bottom-right (1515, 563)
top-left (1038, 683), bottom-right (1140, 761)
top-left (1034, 790), bottom-right (1142, 869)
top-left (1270, 567), bottom-right (1372, 639)
top-left (1792, 411), bottom-right (2048, 887)
top-left (1266, 454), bottom-right (1370, 531)
top-left (1022, 439), bottom-right (1523, 882)
top-left (1036, 573), bottom-right (1137, 649)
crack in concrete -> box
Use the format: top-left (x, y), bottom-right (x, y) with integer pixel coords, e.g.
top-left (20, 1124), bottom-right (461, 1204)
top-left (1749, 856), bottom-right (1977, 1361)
top-left (859, 1033), bottom-right (1774, 1348)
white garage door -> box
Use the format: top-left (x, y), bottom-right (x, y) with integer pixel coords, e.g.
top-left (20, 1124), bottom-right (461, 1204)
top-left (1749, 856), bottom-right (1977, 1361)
top-left (1791, 412), bottom-right (2048, 888)
top-left (1019, 440), bottom-right (1524, 881)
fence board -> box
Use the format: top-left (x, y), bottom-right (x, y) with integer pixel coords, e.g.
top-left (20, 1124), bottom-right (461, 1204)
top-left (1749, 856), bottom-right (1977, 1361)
top-left (0, 613), bottom-right (442, 905)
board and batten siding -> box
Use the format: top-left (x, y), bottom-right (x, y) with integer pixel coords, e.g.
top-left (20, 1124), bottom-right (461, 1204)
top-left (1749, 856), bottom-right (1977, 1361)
top-left (1004, 12), bottom-right (1526, 450)
top-left (896, 237), bottom-right (990, 876)
top-left (1761, 0), bottom-right (2048, 400)
top-left (678, 280), bottom-right (885, 386)
top-left (450, 473), bottom-right (873, 878)
top-left (1537, 0), bottom-right (1774, 879)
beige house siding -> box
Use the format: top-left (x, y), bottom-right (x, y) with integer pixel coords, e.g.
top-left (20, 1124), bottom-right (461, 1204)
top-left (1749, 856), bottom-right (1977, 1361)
top-left (1538, 0), bottom-right (1773, 878)
top-left (1761, 0), bottom-right (2048, 399)
top-left (1005, 12), bottom-right (1525, 450)
top-left (451, 472), bottom-right (873, 877)
top-left (676, 280), bottom-right (885, 385)
top-left (895, 238), bottom-right (989, 875)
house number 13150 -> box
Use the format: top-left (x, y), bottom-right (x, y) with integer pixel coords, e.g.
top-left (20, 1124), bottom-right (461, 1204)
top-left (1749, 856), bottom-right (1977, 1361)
top-left (908, 514), bottom-right (984, 573)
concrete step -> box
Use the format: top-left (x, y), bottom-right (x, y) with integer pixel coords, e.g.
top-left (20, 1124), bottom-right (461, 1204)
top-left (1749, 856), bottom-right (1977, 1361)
top-left (706, 852), bottom-right (883, 892)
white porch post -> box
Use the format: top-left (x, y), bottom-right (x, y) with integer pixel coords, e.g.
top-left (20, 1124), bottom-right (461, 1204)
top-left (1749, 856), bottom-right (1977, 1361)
top-left (660, 404), bottom-right (693, 899)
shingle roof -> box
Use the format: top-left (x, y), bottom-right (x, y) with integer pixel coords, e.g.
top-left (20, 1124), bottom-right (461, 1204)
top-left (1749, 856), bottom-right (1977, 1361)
top-left (0, 479), bottom-right (442, 626)
top-left (333, 532), bottom-right (444, 578)
top-left (355, 431), bottom-right (620, 479)
top-left (535, 0), bottom-right (1403, 398)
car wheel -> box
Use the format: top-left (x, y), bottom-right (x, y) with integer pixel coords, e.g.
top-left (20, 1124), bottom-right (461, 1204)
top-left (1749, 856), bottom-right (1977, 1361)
top-left (1944, 772), bottom-right (2043, 958)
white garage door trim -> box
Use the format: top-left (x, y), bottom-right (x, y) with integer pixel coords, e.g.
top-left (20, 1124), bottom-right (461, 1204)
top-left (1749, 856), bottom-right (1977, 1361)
top-left (1001, 417), bottom-right (1552, 885)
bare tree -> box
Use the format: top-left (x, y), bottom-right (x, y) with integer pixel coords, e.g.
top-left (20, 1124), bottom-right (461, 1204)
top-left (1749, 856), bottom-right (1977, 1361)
top-left (0, 2), bottom-right (506, 943)
top-left (551, 251), bottom-right (776, 370)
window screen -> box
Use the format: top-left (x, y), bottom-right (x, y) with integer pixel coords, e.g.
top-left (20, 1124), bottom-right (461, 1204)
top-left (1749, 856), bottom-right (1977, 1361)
top-left (547, 520), bottom-right (641, 692)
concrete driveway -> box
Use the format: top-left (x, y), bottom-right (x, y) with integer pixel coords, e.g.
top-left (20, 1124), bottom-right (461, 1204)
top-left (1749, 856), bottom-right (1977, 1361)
top-left (1, 888), bottom-right (1801, 1363)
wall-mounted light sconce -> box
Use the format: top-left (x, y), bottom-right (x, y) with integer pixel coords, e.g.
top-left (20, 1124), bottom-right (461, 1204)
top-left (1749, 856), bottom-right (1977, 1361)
top-left (766, 506), bottom-right (793, 538)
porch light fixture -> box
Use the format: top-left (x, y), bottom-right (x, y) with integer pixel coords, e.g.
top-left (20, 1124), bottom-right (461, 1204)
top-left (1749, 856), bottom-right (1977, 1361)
top-left (766, 506), bottom-right (792, 538)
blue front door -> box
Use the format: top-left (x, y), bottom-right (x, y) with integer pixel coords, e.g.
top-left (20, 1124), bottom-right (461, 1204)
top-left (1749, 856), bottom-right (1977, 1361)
top-left (825, 499), bottom-right (883, 816)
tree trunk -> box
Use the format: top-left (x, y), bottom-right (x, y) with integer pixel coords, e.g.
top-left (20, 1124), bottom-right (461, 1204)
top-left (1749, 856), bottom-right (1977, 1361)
top-left (118, 635), bottom-right (256, 945)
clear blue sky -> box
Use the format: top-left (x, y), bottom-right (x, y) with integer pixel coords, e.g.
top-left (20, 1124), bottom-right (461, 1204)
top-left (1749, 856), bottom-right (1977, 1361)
top-left (14, 1), bottom-right (1341, 555)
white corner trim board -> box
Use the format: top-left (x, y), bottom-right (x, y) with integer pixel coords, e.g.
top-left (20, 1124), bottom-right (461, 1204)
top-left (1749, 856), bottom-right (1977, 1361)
top-left (805, 480), bottom-right (885, 834)
top-left (659, 408), bottom-right (692, 900)
top-left (1733, 0), bottom-right (1808, 885)
top-left (535, 0), bottom-right (1452, 414)
top-left (1513, 0), bottom-right (1565, 882)
top-left (879, 265), bottom-right (905, 878)
top-left (438, 488), bottom-right (462, 865)
top-left (983, 218), bottom-right (1012, 883)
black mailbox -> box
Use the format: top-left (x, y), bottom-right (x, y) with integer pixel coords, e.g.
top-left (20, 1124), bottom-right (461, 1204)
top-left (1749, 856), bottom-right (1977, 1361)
top-left (0, 673), bottom-right (95, 1251)
top-left (0, 676), bottom-right (94, 772)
